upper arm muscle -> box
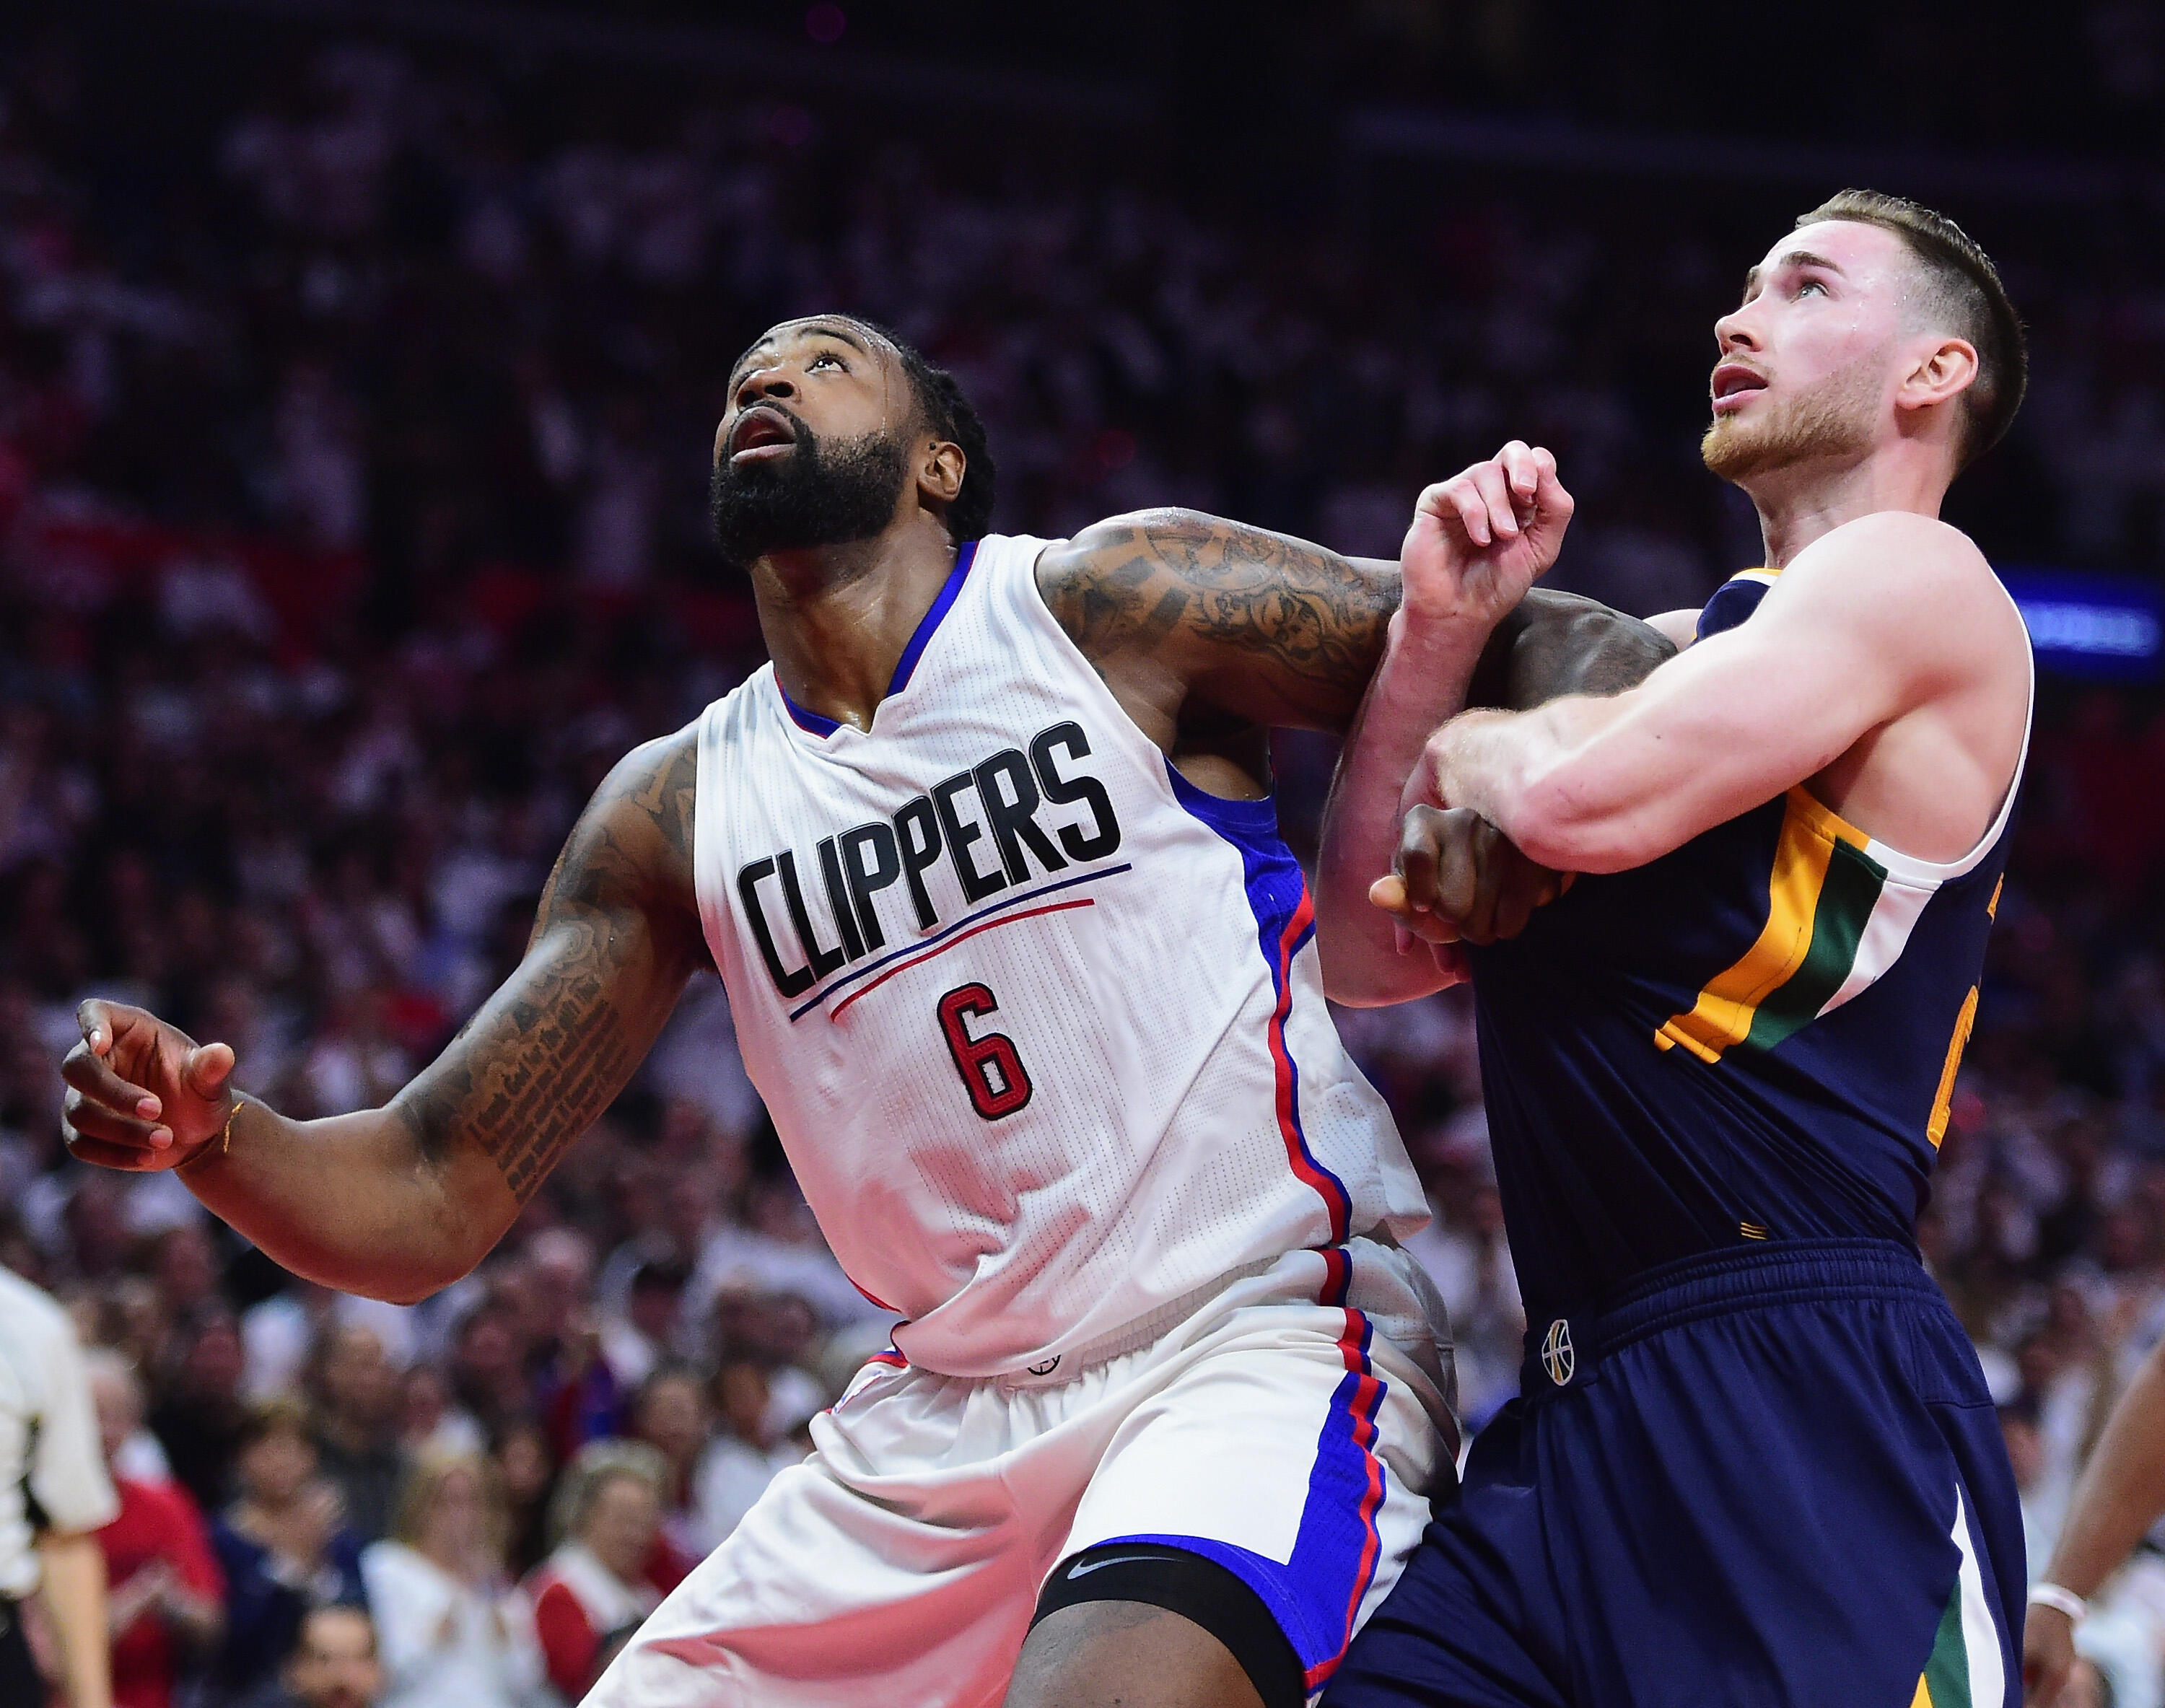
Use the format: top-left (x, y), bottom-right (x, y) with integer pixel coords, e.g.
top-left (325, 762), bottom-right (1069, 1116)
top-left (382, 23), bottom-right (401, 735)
top-left (1645, 517), bottom-right (1979, 777)
top-left (1038, 509), bottom-right (1400, 737)
top-left (391, 728), bottom-right (708, 1208)
top-left (1523, 515), bottom-right (2006, 864)
top-left (1471, 589), bottom-right (1676, 711)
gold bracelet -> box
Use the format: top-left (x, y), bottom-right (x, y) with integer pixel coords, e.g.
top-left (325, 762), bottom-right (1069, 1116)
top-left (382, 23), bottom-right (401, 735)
top-left (179, 1095), bottom-right (245, 1174)
top-left (219, 1094), bottom-right (245, 1154)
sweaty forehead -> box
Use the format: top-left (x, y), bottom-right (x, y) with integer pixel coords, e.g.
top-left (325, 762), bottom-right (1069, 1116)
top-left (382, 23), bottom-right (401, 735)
top-left (731, 317), bottom-right (892, 380)
top-left (1756, 219), bottom-right (1909, 283)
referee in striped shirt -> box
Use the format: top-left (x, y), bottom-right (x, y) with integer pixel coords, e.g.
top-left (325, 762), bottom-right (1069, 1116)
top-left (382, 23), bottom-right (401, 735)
top-left (0, 1263), bottom-right (120, 1707)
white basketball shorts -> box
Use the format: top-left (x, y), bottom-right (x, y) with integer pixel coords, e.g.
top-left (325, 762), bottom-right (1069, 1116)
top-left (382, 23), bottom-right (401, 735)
top-left (586, 1238), bottom-right (1456, 1708)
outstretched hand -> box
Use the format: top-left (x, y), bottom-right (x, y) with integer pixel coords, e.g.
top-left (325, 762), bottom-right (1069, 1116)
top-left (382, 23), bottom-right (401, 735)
top-left (1369, 805), bottom-right (1571, 948)
top-left (61, 998), bottom-right (237, 1173)
top-left (1399, 440), bottom-right (1575, 633)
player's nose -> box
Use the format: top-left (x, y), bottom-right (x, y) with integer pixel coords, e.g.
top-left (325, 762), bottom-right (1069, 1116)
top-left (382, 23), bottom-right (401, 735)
top-left (1713, 305), bottom-right (1760, 353)
top-left (734, 365), bottom-right (797, 409)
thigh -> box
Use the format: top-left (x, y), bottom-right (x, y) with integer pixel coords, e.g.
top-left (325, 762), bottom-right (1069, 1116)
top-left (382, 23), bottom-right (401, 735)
top-left (1005, 1601), bottom-right (1264, 1708)
top-left (1325, 1406), bottom-right (1573, 1708)
top-left (1339, 1295), bottom-right (2025, 1708)
top-left (1559, 1300), bottom-right (2012, 1707)
top-left (1062, 1297), bottom-right (1448, 1701)
top-left (587, 1409), bottom-right (1038, 1708)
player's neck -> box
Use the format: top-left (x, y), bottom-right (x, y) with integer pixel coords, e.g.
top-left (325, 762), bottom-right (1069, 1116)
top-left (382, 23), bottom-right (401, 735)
top-left (753, 517), bottom-right (961, 732)
top-left (1746, 445), bottom-right (1954, 569)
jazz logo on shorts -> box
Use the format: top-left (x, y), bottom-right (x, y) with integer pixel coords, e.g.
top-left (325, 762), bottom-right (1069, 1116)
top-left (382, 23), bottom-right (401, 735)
top-left (1541, 1319), bottom-right (1575, 1388)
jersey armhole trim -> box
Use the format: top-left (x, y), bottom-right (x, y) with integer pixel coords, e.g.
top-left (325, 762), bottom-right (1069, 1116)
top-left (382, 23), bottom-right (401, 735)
top-left (1787, 561), bottom-right (2034, 888)
top-left (1162, 756), bottom-right (1280, 837)
top-left (1796, 635), bottom-right (2034, 888)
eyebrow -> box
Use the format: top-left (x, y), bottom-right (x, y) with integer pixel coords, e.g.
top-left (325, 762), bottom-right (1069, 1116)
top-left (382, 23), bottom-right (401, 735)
top-left (1740, 250), bottom-right (1847, 302)
top-left (728, 322), bottom-right (872, 387)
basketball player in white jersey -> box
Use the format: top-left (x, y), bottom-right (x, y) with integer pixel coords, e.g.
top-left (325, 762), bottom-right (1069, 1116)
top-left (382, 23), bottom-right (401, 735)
top-left (56, 315), bottom-right (1663, 1708)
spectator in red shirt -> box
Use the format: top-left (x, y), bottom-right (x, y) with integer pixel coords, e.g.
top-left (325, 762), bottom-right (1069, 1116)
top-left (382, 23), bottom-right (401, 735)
top-left (522, 1441), bottom-right (667, 1701)
top-left (84, 1351), bottom-right (224, 1708)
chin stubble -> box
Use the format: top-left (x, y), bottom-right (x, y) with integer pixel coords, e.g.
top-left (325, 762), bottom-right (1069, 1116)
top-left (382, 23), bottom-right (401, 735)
top-left (1701, 364), bottom-right (1881, 483)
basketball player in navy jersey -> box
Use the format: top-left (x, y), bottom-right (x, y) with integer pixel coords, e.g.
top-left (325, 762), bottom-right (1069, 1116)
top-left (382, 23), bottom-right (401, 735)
top-left (1318, 190), bottom-right (2033, 1706)
top-left (55, 314), bottom-right (1661, 1708)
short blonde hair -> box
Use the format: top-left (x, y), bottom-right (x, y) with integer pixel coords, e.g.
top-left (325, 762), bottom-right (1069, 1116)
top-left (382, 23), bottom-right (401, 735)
top-left (237, 1393), bottom-right (315, 1449)
top-left (388, 1446), bottom-right (507, 1557)
top-left (1793, 189), bottom-right (2026, 467)
top-left (547, 1439), bottom-right (669, 1549)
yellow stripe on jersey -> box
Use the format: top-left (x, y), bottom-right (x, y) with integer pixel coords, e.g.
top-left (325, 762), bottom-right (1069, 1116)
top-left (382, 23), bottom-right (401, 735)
top-left (1656, 788), bottom-right (1871, 1064)
top-left (1927, 986), bottom-right (1979, 1149)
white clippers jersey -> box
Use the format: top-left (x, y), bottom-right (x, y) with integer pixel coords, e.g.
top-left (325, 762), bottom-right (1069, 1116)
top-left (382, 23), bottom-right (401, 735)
top-left (691, 533), bottom-right (1427, 1378)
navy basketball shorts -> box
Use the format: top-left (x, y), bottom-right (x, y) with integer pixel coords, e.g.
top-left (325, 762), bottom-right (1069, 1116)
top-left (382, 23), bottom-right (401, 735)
top-left (1324, 1238), bottom-right (2022, 1708)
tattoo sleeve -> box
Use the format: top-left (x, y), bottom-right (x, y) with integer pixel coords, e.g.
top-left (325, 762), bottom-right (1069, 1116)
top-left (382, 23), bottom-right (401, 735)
top-left (1040, 509), bottom-right (1401, 733)
top-left (391, 730), bottom-right (708, 1202)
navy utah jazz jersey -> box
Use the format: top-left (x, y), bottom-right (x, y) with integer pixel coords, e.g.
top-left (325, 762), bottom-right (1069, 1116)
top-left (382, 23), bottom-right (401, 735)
top-left (1468, 567), bottom-right (2032, 1320)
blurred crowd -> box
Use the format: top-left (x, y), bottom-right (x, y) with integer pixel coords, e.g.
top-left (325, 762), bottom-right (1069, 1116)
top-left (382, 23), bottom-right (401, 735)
top-left (4, 16), bottom-right (2165, 1707)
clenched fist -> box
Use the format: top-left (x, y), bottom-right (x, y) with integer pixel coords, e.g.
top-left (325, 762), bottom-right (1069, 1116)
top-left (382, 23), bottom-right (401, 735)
top-left (1399, 440), bottom-right (1575, 635)
top-left (1368, 805), bottom-right (1572, 947)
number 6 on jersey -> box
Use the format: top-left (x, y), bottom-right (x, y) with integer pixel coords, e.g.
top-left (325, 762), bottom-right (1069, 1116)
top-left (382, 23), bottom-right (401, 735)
top-left (937, 984), bottom-right (1033, 1121)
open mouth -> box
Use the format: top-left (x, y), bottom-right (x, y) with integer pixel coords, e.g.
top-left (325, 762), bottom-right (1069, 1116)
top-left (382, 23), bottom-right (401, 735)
top-left (728, 405), bottom-right (800, 460)
top-left (1710, 363), bottom-right (1769, 412)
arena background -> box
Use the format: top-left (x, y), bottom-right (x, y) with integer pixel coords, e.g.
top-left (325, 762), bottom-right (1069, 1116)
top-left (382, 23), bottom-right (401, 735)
top-left (4, 2), bottom-right (2165, 1703)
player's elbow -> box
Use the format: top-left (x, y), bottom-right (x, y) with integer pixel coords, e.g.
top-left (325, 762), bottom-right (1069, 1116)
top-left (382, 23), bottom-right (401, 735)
top-left (312, 1204), bottom-right (496, 1307)
top-left (395, 1217), bottom-right (500, 1305)
top-left (368, 1261), bottom-right (467, 1309)
top-left (1317, 924), bottom-right (1461, 1007)
top-left (323, 1249), bottom-right (468, 1309)
top-left (1318, 938), bottom-right (1391, 1007)
top-left (1322, 960), bottom-right (1435, 1009)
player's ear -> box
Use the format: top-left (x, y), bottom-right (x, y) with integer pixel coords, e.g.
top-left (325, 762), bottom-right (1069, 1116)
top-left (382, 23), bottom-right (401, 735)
top-left (919, 437), bottom-right (965, 508)
top-left (1898, 336), bottom-right (1980, 417)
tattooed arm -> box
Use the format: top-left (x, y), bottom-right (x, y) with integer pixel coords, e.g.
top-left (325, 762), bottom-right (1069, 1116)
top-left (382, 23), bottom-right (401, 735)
top-left (1320, 450), bottom-right (1673, 1004)
top-left (1038, 456), bottom-right (1669, 1003)
top-left (1033, 494), bottom-right (1656, 785)
top-left (58, 730), bottom-right (709, 1302)
top-left (1036, 509), bottom-right (1398, 800)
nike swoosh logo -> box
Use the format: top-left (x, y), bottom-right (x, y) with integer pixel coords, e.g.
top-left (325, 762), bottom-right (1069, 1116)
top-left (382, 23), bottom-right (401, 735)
top-left (1067, 1553), bottom-right (1163, 1579)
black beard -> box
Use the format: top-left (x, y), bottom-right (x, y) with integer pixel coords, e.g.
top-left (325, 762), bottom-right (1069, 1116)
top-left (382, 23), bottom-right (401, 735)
top-left (709, 418), bottom-right (911, 572)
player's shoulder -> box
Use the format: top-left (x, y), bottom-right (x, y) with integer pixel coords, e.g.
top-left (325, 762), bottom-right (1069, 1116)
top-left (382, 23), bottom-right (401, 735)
top-left (1033, 509), bottom-right (1184, 604)
top-left (584, 722), bottom-right (702, 888)
top-left (1057, 506), bottom-right (1215, 559)
top-left (1776, 513), bottom-right (2025, 684)
top-left (1787, 510), bottom-right (1994, 596)
top-left (1038, 506), bottom-right (1308, 594)
top-left (613, 722), bottom-right (701, 794)
top-left (1036, 507), bottom-right (1383, 663)
top-left (1031, 510), bottom-right (1189, 656)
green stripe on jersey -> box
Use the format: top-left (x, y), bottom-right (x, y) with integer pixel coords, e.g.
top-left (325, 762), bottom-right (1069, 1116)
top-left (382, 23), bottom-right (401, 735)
top-left (1740, 834), bottom-right (1886, 1054)
top-left (1922, 1573), bottom-right (1970, 1708)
